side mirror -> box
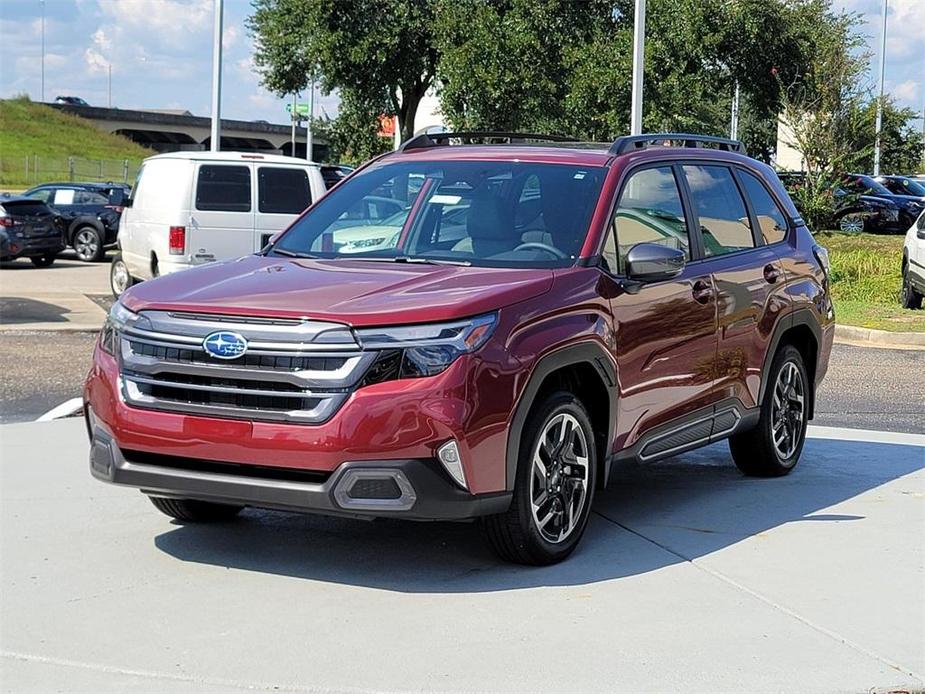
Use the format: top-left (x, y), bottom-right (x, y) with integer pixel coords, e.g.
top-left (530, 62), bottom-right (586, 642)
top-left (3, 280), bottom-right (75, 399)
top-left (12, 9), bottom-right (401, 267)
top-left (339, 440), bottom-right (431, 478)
top-left (625, 243), bottom-right (686, 283)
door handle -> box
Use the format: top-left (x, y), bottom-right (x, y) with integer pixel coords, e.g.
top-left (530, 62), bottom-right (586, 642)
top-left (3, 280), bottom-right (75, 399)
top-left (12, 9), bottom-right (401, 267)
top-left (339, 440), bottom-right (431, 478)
top-left (763, 264), bottom-right (781, 284)
top-left (692, 279), bottom-right (713, 304)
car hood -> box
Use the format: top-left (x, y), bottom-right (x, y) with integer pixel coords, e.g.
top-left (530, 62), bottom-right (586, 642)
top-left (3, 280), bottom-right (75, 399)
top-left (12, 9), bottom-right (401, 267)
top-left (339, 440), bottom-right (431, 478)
top-left (121, 254), bottom-right (554, 326)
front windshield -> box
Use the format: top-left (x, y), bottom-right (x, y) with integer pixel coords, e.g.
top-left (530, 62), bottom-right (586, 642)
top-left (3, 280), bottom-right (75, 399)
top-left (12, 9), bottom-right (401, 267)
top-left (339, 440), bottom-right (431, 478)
top-left (271, 160), bottom-right (605, 268)
top-left (842, 176), bottom-right (892, 197)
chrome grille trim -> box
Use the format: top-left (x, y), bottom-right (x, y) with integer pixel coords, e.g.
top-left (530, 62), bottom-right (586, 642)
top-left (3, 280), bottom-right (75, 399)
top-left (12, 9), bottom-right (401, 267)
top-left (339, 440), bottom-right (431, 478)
top-left (118, 311), bottom-right (371, 424)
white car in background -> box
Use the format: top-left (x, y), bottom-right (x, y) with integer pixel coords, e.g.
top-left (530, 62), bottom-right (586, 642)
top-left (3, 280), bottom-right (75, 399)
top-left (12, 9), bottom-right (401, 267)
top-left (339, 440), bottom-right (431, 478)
top-left (901, 209), bottom-right (925, 309)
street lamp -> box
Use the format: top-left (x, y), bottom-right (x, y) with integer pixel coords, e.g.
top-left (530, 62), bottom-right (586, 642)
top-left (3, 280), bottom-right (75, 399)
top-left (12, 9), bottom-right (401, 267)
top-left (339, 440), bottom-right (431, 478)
top-left (209, 0), bottom-right (224, 152)
top-left (40, 0), bottom-right (45, 102)
top-left (873, 0), bottom-right (888, 176)
top-left (629, 0), bottom-right (646, 135)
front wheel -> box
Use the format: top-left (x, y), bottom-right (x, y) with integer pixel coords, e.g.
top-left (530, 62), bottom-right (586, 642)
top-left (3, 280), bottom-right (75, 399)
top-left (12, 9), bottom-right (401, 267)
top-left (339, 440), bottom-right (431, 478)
top-left (110, 252), bottom-right (135, 298)
top-left (900, 264), bottom-right (923, 309)
top-left (481, 391), bottom-right (596, 565)
top-left (149, 496), bottom-right (243, 522)
top-left (730, 345), bottom-right (809, 477)
top-left (30, 254), bottom-right (56, 268)
top-left (73, 226), bottom-right (105, 262)
top-left (837, 214), bottom-right (865, 233)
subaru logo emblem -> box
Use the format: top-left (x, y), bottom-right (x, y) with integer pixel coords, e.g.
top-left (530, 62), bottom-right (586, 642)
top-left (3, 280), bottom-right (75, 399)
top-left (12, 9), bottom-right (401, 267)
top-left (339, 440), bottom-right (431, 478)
top-left (202, 331), bottom-right (248, 360)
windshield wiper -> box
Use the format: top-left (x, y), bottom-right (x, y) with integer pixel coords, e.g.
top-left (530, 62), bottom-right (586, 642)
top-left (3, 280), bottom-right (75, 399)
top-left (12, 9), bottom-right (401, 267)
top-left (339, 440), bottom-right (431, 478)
top-left (346, 255), bottom-right (471, 266)
top-left (270, 248), bottom-right (319, 259)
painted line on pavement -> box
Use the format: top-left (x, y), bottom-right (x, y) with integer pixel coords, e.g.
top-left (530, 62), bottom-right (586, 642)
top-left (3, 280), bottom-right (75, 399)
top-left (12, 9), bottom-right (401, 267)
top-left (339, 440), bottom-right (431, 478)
top-left (36, 397), bottom-right (84, 422)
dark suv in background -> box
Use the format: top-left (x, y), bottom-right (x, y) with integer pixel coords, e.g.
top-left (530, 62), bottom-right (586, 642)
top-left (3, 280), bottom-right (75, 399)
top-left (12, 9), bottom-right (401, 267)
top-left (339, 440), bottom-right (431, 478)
top-left (0, 196), bottom-right (65, 267)
top-left (85, 132), bottom-right (834, 565)
top-left (24, 182), bottom-right (130, 261)
top-left (834, 174), bottom-right (925, 233)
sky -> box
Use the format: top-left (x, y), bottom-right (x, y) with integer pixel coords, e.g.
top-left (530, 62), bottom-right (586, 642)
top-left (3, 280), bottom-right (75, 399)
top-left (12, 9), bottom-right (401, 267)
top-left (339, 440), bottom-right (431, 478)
top-left (0, 0), bottom-right (922, 129)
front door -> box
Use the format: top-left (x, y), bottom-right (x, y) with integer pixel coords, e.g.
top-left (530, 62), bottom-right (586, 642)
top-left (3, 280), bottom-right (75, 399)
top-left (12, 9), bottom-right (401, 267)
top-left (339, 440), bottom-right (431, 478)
top-left (602, 164), bottom-right (719, 453)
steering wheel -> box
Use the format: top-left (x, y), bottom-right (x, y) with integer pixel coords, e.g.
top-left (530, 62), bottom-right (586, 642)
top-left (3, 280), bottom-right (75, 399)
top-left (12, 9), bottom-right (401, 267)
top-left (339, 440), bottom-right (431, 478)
top-left (512, 242), bottom-right (568, 259)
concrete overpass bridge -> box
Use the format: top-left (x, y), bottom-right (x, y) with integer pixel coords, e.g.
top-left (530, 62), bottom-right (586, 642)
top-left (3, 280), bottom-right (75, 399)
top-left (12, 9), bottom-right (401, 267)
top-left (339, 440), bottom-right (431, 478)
top-left (48, 103), bottom-right (327, 160)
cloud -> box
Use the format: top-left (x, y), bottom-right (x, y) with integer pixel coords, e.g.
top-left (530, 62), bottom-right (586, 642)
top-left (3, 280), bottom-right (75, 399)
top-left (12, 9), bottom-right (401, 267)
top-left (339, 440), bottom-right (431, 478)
top-left (892, 80), bottom-right (920, 105)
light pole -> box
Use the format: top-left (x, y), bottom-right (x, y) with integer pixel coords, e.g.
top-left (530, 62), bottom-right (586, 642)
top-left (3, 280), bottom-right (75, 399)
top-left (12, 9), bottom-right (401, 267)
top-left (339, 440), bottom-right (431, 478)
top-left (730, 80), bottom-right (740, 140)
top-left (40, 0), bottom-right (45, 102)
top-left (291, 92), bottom-right (297, 156)
top-left (873, 0), bottom-right (888, 176)
top-left (108, 62), bottom-right (112, 108)
top-left (209, 0), bottom-right (223, 152)
top-left (629, 0), bottom-right (646, 135)
top-left (306, 78), bottom-right (314, 161)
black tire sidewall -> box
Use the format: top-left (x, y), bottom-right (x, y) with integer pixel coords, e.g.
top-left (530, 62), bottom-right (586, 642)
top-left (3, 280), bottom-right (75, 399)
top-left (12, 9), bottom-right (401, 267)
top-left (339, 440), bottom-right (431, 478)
top-left (764, 346), bottom-right (809, 470)
top-left (513, 392), bottom-right (597, 563)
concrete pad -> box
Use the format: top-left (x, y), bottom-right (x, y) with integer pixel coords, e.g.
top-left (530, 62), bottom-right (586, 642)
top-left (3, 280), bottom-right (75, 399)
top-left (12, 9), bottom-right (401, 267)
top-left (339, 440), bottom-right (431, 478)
top-left (1, 419), bottom-right (923, 693)
top-left (0, 293), bottom-right (106, 332)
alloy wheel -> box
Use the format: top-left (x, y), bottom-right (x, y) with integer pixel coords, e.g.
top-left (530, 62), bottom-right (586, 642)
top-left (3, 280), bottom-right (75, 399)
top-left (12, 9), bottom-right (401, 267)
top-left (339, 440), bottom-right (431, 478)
top-left (771, 361), bottom-right (805, 460)
top-left (529, 412), bottom-right (590, 544)
top-left (838, 215), bottom-right (864, 233)
top-left (75, 229), bottom-right (99, 261)
top-left (111, 260), bottom-right (130, 295)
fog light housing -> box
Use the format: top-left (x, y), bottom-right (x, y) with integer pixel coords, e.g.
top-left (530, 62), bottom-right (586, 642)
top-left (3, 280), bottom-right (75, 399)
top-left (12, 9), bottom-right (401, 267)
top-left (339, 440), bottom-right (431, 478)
top-left (437, 440), bottom-right (467, 490)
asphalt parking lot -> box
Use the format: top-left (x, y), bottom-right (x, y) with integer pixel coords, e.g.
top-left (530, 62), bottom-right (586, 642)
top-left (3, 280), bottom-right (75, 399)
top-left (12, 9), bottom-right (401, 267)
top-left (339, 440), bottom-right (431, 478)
top-left (1, 420), bottom-right (922, 693)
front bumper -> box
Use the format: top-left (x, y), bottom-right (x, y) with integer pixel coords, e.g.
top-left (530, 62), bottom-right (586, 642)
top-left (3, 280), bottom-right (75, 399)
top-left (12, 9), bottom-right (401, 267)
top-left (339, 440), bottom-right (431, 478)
top-left (88, 413), bottom-right (511, 520)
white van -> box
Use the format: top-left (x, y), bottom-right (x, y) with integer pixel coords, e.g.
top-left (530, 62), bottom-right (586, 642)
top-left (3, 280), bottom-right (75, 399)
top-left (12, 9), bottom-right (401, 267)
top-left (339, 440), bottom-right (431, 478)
top-left (110, 151), bottom-right (329, 296)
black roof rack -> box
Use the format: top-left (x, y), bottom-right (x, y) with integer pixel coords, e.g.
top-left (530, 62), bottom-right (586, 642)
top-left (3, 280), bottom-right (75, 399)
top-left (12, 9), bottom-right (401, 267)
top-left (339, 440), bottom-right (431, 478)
top-left (398, 131), bottom-right (580, 152)
top-left (609, 133), bottom-right (746, 156)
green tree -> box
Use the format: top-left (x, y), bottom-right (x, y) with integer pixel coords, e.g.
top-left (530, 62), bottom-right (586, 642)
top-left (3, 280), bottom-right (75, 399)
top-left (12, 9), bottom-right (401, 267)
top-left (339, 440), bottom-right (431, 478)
top-left (852, 99), bottom-right (925, 174)
top-left (249, 0), bottom-right (438, 142)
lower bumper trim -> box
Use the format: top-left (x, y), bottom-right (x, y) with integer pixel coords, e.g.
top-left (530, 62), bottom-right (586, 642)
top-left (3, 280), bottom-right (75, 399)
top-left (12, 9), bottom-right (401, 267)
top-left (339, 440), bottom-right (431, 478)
top-left (89, 424), bottom-right (511, 521)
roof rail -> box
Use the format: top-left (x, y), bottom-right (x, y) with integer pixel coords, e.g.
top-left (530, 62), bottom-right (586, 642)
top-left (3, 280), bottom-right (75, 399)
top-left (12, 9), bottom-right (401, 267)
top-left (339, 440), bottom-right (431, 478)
top-left (398, 131), bottom-right (579, 152)
top-left (609, 133), bottom-right (747, 157)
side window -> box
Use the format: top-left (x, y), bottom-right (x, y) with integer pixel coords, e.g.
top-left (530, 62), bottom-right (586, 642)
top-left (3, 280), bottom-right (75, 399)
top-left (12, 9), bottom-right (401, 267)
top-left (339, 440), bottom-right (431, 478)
top-left (258, 167), bottom-right (311, 214)
top-left (195, 165), bottom-right (251, 212)
top-left (27, 188), bottom-right (52, 203)
top-left (52, 188), bottom-right (77, 206)
top-left (739, 171), bottom-right (788, 244)
top-left (610, 166), bottom-right (690, 274)
top-left (683, 165), bottom-right (755, 257)
top-left (75, 190), bottom-right (108, 205)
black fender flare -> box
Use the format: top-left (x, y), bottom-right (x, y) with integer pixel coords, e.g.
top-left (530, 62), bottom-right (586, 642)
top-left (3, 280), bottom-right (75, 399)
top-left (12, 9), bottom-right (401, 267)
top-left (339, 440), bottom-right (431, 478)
top-left (67, 216), bottom-right (104, 245)
top-left (758, 307), bottom-right (822, 416)
top-left (505, 341), bottom-right (617, 491)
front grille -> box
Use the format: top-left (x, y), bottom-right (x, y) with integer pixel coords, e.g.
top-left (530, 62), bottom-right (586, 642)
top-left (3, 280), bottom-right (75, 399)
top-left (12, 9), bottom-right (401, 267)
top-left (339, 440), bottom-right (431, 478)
top-left (123, 448), bottom-right (331, 484)
top-left (118, 310), bottom-right (375, 424)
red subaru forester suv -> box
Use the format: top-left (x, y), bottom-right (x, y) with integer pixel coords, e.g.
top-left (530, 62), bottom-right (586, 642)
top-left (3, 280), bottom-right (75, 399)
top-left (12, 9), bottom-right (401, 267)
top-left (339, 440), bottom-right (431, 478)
top-left (85, 133), bottom-right (834, 565)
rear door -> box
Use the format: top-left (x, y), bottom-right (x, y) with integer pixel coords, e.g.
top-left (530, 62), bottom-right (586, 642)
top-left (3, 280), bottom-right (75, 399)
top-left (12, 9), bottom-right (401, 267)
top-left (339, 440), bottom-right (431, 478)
top-left (681, 163), bottom-right (788, 412)
top-left (254, 165), bottom-right (313, 249)
top-left (604, 164), bottom-right (719, 450)
top-left (190, 163), bottom-right (255, 262)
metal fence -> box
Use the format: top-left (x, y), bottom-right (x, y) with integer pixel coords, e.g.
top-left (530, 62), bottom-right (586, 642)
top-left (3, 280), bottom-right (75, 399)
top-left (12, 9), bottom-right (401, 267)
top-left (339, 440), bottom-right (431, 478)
top-left (1, 156), bottom-right (142, 187)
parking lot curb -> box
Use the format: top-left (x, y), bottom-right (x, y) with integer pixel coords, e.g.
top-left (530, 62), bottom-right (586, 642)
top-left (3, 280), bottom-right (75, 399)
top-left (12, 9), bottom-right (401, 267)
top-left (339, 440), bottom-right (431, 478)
top-left (834, 323), bottom-right (925, 351)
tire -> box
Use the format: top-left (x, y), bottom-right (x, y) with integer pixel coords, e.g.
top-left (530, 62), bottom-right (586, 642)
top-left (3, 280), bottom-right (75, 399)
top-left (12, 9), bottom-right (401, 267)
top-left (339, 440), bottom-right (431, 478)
top-left (900, 263), bottom-right (923, 309)
top-left (148, 496), bottom-right (243, 522)
top-left (729, 345), bottom-right (809, 477)
top-left (837, 214), bottom-right (865, 233)
top-left (72, 226), bottom-right (105, 262)
top-left (110, 252), bottom-right (135, 298)
top-left (481, 391), bottom-right (597, 565)
top-left (30, 254), bottom-right (55, 268)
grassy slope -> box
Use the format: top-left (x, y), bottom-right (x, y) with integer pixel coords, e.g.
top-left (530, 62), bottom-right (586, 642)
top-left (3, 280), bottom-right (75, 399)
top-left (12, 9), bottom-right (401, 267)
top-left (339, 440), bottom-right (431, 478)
top-left (0, 97), bottom-right (153, 186)
top-left (816, 231), bottom-right (925, 332)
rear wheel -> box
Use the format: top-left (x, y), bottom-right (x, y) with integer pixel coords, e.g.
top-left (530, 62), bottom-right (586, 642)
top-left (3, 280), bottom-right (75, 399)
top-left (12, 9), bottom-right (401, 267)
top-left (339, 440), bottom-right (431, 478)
top-left (30, 254), bottom-right (55, 268)
top-left (73, 226), bottom-right (105, 262)
top-left (149, 496), bottom-right (243, 522)
top-left (482, 391), bottom-right (596, 565)
top-left (730, 345), bottom-right (808, 477)
top-left (837, 214), bottom-right (865, 233)
top-left (110, 252), bottom-right (135, 298)
top-left (900, 263), bottom-right (923, 309)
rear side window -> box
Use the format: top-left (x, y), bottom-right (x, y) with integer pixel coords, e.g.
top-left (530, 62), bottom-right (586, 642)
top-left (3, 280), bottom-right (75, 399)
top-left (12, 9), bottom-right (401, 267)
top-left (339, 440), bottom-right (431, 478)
top-left (739, 171), bottom-right (788, 244)
top-left (75, 189), bottom-right (108, 205)
top-left (604, 166), bottom-right (690, 274)
top-left (52, 188), bottom-right (78, 205)
top-left (196, 165), bottom-right (251, 212)
top-left (683, 165), bottom-right (755, 257)
top-left (258, 167), bottom-right (311, 214)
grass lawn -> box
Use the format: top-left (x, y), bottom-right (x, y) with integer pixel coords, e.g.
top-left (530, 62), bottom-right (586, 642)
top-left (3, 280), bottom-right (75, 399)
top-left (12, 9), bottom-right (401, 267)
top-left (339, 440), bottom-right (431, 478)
top-left (0, 96), bottom-right (152, 186)
top-left (816, 231), bottom-right (925, 333)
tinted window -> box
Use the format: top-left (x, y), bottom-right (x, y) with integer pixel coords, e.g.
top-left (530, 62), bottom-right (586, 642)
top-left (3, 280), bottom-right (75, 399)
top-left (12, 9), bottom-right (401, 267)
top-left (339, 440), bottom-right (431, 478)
top-left (75, 189), bottom-right (108, 205)
top-left (26, 188), bottom-right (52, 203)
top-left (683, 165), bottom-right (755, 257)
top-left (196, 165), bottom-right (251, 212)
top-left (321, 166), bottom-right (346, 190)
top-left (1, 201), bottom-right (52, 216)
top-left (604, 166), bottom-right (690, 274)
top-left (740, 171), bottom-right (788, 244)
top-left (275, 161), bottom-right (605, 268)
top-left (258, 167), bottom-right (311, 214)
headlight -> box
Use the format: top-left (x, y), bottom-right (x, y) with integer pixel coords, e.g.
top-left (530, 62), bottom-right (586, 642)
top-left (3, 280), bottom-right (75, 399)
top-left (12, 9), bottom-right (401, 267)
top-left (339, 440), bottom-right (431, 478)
top-left (356, 313), bottom-right (497, 380)
top-left (99, 301), bottom-right (142, 355)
